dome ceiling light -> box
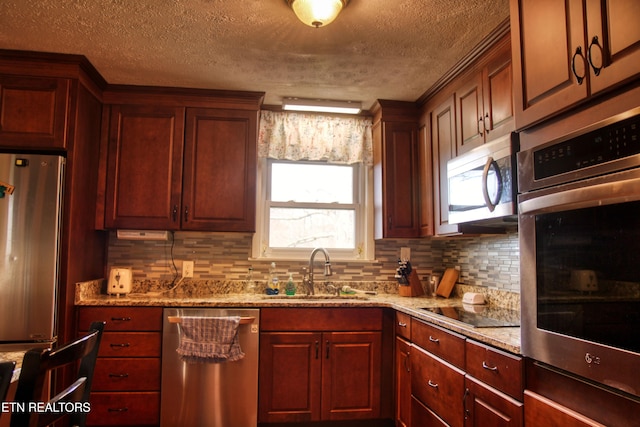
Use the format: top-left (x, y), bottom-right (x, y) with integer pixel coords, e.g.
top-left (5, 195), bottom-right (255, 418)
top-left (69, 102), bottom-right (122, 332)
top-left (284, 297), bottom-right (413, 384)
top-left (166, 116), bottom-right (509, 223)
top-left (286, 0), bottom-right (350, 28)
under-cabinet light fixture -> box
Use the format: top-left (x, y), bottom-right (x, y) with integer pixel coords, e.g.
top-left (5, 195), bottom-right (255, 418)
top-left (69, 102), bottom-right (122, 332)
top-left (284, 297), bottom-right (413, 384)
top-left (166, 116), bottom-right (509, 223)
top-left (282, 97), bottom-right (362, 114)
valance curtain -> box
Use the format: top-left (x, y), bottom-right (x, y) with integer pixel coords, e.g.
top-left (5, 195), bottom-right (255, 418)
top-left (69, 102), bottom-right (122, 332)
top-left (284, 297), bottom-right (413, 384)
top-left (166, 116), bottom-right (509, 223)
top-left (258, 110), bottom-right (373, 165)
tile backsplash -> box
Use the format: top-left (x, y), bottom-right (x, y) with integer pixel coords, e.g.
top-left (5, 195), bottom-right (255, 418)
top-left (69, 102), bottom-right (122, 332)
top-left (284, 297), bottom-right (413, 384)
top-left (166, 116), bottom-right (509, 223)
top-left (107, 231), bottom-right (520, 292)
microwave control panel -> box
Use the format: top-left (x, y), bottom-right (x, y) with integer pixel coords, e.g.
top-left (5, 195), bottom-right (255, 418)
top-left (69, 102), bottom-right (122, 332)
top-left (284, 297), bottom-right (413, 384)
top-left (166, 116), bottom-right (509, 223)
top-left (534, 114), bottom-right (640, 180)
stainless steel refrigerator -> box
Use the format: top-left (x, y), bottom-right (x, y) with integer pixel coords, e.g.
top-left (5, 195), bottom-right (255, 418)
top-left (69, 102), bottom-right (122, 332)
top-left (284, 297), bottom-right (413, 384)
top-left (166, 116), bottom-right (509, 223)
top-left (0, 153), bottom-right (64, 350)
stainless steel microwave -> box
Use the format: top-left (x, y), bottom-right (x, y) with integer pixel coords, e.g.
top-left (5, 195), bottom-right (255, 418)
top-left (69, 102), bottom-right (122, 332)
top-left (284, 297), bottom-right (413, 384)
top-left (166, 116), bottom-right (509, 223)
top-left (447, 133), bottom-right (518, 225)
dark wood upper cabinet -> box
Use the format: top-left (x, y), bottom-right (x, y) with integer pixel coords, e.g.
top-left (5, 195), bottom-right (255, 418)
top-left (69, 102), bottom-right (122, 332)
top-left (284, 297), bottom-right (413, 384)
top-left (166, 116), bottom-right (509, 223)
top-left (0, 75), bottom-right (70, 149)
top-left (182, 108), bottom-right (257, 231)
top-left (510, 0), bottom-right (640, 130)
top-left (104, 104), bottom-right (185, 230)
top-left (100, 89), bottom-right (262, 232)
top-left (372, 100), bottom-right (421, 239)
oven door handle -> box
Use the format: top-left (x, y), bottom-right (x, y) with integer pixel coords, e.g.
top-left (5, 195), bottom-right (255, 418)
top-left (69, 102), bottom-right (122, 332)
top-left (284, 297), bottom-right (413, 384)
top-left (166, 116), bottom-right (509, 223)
top-left (519, 176), bottom-right (640, 215)
top-left (482, 157), bottom-right (502, 212)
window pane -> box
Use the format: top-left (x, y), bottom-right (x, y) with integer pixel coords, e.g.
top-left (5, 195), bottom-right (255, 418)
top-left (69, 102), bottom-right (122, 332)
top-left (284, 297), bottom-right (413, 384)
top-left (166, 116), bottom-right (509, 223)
top-left (271, 163), bottom-right (353, 203)
top-left (269, 208), bottom-right (355, 249)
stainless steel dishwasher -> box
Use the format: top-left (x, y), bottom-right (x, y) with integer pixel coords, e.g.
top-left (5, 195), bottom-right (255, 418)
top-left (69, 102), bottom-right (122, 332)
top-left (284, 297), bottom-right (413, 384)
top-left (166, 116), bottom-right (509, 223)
top-left (161, 307), bottom-right (260, 427)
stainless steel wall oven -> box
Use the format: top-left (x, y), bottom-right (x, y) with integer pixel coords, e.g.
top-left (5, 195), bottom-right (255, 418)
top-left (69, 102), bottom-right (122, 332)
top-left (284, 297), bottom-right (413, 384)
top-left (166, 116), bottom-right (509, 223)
top-left (518, 109), bottom-right (640, 399)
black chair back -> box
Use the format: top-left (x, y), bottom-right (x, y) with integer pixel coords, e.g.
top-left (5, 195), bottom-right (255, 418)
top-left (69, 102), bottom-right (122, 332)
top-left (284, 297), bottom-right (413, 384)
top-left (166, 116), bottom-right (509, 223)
top-left (11, 321), bottom-right (104, 427)
top-left (0, 360), bottom-right (16, 407)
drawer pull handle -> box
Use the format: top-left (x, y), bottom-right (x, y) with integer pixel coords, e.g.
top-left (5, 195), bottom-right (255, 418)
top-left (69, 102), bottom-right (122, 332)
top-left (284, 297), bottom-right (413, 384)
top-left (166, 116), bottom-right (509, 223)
top-left (398, 321), bottom-right (407, 327)
top-left (428, 336), bottom-right (440, 343)
top-left (428, 380), bottom-right (438, 389)
top-left (108, 373), bottom-right (130, 378)
top-left (110, 317), bottom-right (131, 322)
top-left (482, 361), bottom-right (498, 371)
top-left (109, 343), bottom-right (130, 348)
top-left (107, 407), bottom-right (129, 413)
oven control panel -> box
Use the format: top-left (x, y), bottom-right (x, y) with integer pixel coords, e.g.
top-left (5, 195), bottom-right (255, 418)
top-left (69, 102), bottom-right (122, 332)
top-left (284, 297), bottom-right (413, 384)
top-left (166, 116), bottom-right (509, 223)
top-left (534, 114), bottom-right (640, 180)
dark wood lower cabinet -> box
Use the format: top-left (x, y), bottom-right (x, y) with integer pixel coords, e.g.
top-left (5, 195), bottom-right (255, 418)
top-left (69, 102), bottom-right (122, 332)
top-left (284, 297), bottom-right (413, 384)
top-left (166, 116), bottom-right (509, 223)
top-left (464, 376), bottom-right (523, 427)
top-left (259, 308), bottom-right (386, 424)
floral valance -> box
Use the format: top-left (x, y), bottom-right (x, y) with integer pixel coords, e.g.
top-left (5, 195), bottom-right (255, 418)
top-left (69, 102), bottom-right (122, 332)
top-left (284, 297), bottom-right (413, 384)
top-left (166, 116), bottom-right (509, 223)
top-left (258, 110), bottom-right (373, 165)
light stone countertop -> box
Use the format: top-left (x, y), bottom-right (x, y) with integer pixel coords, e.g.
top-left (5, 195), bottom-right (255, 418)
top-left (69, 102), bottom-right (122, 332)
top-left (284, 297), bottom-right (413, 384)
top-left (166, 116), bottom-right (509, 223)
top-left (75, 280), bottom-right (521, 354)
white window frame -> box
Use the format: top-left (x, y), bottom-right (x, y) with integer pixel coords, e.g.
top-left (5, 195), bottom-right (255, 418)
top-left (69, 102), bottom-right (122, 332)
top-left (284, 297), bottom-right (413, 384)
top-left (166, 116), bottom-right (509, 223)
top-left (252, 158), bottom-right (375, 261)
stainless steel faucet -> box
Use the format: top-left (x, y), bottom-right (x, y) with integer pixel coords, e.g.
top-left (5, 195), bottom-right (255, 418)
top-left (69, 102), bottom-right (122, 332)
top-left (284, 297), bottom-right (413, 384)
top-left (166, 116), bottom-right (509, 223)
top-left (302, 248), bottom-right (332, 295)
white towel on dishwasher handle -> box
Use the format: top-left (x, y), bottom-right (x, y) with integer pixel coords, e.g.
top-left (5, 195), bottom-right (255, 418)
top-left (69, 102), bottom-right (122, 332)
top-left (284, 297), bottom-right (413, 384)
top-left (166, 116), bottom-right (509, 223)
top-left (176, 316), bottom-right (244, 363)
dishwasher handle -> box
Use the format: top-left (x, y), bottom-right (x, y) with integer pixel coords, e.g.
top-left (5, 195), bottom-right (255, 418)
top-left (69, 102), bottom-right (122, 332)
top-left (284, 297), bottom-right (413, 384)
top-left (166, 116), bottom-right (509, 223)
top-left (167, 316), bottom-right (255, 325)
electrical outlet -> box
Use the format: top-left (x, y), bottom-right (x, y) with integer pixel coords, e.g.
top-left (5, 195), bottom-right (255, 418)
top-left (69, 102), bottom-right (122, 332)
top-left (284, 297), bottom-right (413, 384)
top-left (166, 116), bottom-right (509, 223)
top-left (182, 261), bottom-right (194, 278)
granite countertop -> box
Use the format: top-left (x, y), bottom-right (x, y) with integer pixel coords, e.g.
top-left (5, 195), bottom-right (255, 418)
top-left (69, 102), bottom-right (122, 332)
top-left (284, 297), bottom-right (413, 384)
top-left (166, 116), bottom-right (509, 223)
top-left (75, 280), bottom-right (521, 354)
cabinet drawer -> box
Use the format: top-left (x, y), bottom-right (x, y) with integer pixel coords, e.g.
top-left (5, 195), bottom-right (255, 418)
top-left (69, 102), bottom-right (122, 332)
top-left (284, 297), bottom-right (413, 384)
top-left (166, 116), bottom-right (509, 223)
top-left (93, 358), bottom-right (160, 391)
top-left (411, 318), bottom-right (465, 368)
top-left (411, 395), bottom-right (448, 427)
top-left (87, 391), bottom-right (159, 426)
top-left (395, 312), bottom-right (411, 339)
top-left (261, 308), bottom-right (383, 331)
top-left (78, 307), bottom-right (163, 331)
top-left (465, 339), bottom-right (523, 400)
top-left (98, 332), bottom-right (161, 357)
top-left (411, 345), bottom-right (465, 427)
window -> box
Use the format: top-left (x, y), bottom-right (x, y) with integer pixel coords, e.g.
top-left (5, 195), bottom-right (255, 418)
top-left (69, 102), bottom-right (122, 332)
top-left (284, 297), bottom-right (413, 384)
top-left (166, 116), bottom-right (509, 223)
top-left (253, 159), bottom-right (373, 260)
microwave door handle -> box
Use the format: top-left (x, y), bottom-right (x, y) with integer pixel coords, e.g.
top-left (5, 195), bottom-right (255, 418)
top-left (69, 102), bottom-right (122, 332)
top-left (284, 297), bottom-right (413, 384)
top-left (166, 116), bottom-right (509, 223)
top-left (482, 157), bottom-right (502, 212)
top-left (519, 176), bottom-right (640, 215)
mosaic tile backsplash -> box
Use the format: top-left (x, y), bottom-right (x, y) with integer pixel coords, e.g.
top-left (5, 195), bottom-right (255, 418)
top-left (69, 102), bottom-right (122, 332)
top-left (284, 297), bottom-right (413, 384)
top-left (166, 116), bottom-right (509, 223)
top-left (106, 231), bottom-right (520, 293)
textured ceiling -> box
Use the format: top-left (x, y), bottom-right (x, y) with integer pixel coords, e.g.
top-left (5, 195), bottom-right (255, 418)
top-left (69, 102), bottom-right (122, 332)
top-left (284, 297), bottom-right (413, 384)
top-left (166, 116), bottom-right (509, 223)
top-left (0, 0), bottom-right (509, 110)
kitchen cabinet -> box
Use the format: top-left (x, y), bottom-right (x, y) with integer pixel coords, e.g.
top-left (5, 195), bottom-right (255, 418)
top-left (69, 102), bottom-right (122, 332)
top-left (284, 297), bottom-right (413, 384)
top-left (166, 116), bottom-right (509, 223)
top-left (417, 122), bottom-right (434, 236)
top-left (429, 95), bottom-right (458, 236)
top-left (524, 391), bottom-right (604, 427)
top-left (395, 336), bottom-right (411, 427)
top-left (372, 100), bottom-right (421, 239)
top-left (100, 88), bottom-right (262, 231)
top-left (464, 340), bottom-right (523, 426)
top-left (77, 306), bottom-right (162, 427)
top-left (510, 0), bottom-right (640, 130)
top-left (403, 317), bottom-right (525, 427)
top-left (259, 308), bottom-right (385, 423)
top-left (410, 318), bottom-right (466, 427)
top-left (525, 357), bottom-right (640, 426)
top-left (0, 74), bottom-right (70, 149)
top-left (455, 35), bottom-right (513, 154)
top-left (423, 28), bottom-right (513, 236)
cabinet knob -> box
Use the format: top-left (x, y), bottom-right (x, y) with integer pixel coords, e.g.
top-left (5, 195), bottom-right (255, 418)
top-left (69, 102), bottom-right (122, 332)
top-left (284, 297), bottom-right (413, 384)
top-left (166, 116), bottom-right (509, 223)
top-left (172, 205), bottom-right (178, 222)
top-left (184, 205), bottom-right (189, 222)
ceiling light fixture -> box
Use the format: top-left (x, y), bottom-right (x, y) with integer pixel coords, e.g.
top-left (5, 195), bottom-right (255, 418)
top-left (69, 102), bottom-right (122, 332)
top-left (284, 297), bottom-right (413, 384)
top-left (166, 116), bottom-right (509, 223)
top-left (285, 0), bottom-right (350, 28)
top-left (282, 98), bottom-right (362, 114)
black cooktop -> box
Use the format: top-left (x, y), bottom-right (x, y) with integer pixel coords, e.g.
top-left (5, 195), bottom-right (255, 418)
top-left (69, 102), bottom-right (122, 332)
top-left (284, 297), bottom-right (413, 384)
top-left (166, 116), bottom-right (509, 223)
top-left (420, 305), bottom-right (520, 328)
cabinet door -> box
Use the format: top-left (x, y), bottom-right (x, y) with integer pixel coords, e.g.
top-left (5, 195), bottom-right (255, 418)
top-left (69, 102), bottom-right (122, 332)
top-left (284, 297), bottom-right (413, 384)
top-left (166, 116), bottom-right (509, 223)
top-left (377, 121), bottom-right (420, 238)
top-left (418, 122), bottom-right (434, 237)
top-left (412, 345), bottom-right (465, 427)
top-left (259, 332), bottom-right (322, 423)
top-left (524, 390), bottom-right (605, 427)
top-left (586, 0), bottom-right (640, 94)
top-left (510, 0), bottom-right (587, 129)
top-left (456, 72), bottom-right (485, 154)
top-left (104, 105), bottom-right (185, 230)
top-left (0, 75), bottom-right (69, 149)
top-left (464, 376), bottom-right (523, 427)
top-left (483, 38), bottom-right (514, 142)
top-left (430, 95), bottom-right (459, 235)
top-left (322, 331), bottom-right (382, 420)
top-left (395, 336), bottom-right (411, 427)
top-left (182, 108), bottom-right (257, 231)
